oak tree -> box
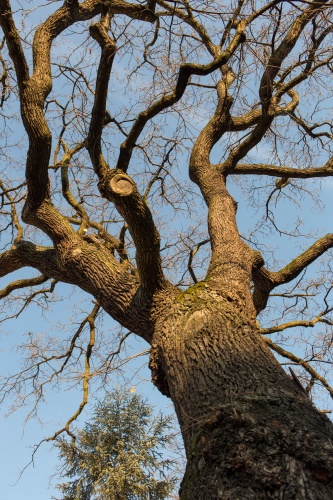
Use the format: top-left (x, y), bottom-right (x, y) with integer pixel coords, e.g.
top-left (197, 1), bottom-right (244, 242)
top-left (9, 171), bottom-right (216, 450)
top-left (1, 0), bottom-right (333, 498)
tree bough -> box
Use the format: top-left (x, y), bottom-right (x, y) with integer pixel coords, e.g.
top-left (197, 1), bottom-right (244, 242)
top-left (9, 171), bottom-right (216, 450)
top-left (1, 0), bottom-right (333, 498)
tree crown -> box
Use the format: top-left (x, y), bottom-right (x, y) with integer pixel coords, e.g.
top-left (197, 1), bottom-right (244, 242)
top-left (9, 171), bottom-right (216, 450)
top-left (55, 388), bottom-right (180, 500)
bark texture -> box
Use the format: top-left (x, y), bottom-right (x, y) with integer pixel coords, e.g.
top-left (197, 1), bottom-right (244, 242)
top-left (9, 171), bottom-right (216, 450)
top-left (150, 284), bottom-right (333, 499)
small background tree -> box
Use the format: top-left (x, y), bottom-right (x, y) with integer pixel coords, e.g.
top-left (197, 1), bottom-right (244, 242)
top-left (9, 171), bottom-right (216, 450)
top-left (54, 388), bottom-right (181, 500)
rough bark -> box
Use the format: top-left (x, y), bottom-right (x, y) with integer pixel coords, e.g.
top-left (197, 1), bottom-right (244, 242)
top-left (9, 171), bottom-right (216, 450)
top-left (150, 282), bottom-right (333, 499)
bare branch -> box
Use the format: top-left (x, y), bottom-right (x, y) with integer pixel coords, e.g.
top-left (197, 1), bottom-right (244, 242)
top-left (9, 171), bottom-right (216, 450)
top-left (259, 0), bottom-right (329, 107)
top-left (0, 180), bottom-right (23, 241)
top-left (3, 0), bottom-right (155, 221)
top-left (0, 242), bottom-right (61, 280)
top-left (232, 159), bottom-right (333, 178)
top-left (260, 309), bottom-right (333, 335)
top-left (262, 336), bottom-right (333, 399)
top-left (87, 20), bottom-right (116, 180)
top-left (271, 234), bottom-right (333, 286)
top-left (253, 234), bottom-right (333, 313)
top-left (158, 0), bottom-right (216, 55)
top-left (115, 20), bottom-right (246, 173)
top-left (0, 275), bottom-right (49, 300)
top-left (0, 0), bottom-right (29, 89)
top-left (219, 1), bottom-right (330, 172)
top-left (44, 303), bottom-right (100, 442)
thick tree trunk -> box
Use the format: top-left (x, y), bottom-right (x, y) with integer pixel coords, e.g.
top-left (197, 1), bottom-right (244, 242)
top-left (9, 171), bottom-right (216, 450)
top-left (150, 283), bottom-right (333, 499)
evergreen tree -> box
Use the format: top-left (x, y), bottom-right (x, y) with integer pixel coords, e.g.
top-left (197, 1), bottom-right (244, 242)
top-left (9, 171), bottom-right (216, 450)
top-left (55, 389), bottom-right (178, 500)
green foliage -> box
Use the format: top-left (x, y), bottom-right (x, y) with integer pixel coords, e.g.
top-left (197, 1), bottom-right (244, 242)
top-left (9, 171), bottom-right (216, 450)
top-left (54, 389), bottom-right (179, 500)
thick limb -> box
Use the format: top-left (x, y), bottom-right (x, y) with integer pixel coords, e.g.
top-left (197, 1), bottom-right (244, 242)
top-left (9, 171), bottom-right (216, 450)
top-left (0, 240), bottom-right (159, 341)
top-left (253, 234), bottom-right (333, 313)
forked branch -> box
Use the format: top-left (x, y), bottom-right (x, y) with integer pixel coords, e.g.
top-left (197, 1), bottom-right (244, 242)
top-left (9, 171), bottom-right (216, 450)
top-left (262, 336), bottom-right (333, 399)
top-left (116, 20), bottom-right (246, 173)
top-left (0, 1), bottom-right (29, 90)
top-left (253, 234), bottom-right (333, 313)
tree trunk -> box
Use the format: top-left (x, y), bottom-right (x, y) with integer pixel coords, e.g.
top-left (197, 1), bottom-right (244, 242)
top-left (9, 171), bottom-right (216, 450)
top-left (150, 282), bottom-right (333, 499)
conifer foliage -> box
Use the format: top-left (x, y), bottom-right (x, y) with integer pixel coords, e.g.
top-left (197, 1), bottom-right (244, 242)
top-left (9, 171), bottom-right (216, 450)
top-left (55, 389), bottom-right (178, 500)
